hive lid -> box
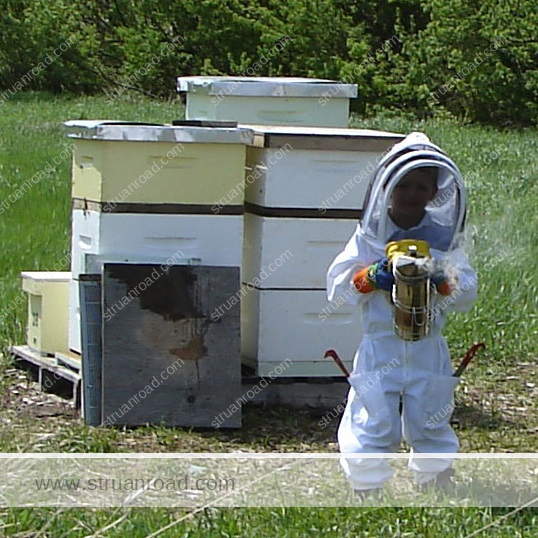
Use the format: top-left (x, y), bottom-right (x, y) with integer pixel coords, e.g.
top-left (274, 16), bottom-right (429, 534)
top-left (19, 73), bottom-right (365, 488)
top-left (176, 76), bottom-right (358, 98)
top-left (64, 120), bottom-right (254, 144)
top-left (21, 271), bottom-right (71, 281)
top-left (245, 124), bottom-right (404, 151)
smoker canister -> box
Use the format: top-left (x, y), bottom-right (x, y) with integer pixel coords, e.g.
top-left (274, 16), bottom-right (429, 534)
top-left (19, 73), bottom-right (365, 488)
top-left (389, 243), bottom-right (432, 341)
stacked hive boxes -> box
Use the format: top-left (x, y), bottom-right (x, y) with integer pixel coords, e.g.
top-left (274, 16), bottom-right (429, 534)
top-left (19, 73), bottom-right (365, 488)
top-left (14, 77), bottom-right (406, 421)
top-left (176, 77), bottom-right (406, 377)
top-left (66, 120), bottom-right (253, 353)
top-left (61, 80), bottom-right (403, 387)
top-left (240, 126), bottom-right (404, 376)
top-left (176, 76), bottom-right (357, 128)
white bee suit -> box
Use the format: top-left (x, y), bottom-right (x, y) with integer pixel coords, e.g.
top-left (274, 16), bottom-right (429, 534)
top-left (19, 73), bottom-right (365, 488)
top-left (326, 133), bottom-right (478, 489)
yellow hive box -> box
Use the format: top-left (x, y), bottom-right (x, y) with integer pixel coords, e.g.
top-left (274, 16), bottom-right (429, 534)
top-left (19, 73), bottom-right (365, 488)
top-left (65, 121), bottom-right (253, 207)
top-left (21, 272), bottom-right (71, 356)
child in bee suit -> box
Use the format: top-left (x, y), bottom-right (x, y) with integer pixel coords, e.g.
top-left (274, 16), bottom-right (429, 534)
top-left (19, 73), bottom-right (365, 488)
top-left (326, 132), bottom-right (477, 493)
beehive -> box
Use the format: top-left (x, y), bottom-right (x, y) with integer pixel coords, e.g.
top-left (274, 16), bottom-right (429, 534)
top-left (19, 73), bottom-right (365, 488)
top-left (65, 121), bottom-right (253, 354)
top-left (68, 209), bottom-right (243, 353)
top-left (176, 77), bottom-right (357, 128)
top-left (66, 120), bottom-right (253, 206)
top-left (241, 126), bottom-right (404, 376)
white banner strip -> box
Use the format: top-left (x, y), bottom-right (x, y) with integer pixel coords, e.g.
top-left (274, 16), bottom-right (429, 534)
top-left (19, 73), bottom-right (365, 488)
top-left (0, 456), bottom-right (536, 508)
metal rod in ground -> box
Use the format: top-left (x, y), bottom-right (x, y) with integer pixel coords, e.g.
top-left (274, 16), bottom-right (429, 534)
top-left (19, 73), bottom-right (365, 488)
top-left (453, 342), bottom-right (485, 377)
top-left (324, 349), bottom-right (350, 378)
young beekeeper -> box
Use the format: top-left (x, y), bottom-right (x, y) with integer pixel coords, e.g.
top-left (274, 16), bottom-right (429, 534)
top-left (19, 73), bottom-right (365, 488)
top-left (326, 132), bottom-right (477, 495)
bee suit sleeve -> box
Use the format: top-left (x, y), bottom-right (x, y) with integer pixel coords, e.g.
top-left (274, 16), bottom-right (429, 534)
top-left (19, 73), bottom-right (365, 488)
top-left (326, 223), bottom-right (379, 306)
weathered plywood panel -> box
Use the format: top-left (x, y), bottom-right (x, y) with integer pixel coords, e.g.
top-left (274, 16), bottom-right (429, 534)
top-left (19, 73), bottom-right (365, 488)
top-left (102, 264), bottom-right (241, 427)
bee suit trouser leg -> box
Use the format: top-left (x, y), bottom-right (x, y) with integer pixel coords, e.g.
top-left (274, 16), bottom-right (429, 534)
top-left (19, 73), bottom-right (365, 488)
top-left (338, 333), bottom-right (459, 490)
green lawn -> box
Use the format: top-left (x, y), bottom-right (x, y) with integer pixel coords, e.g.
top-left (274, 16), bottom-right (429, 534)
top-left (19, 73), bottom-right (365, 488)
top-left (0, 92), bottom-right (536, 536)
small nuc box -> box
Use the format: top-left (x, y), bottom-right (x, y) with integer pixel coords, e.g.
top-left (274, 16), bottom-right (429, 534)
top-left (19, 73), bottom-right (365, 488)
top-left (21, 272), bottom-right (71, 356)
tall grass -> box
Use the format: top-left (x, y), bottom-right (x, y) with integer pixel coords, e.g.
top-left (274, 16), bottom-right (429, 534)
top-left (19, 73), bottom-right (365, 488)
top-left (1, 506), bottom-right (537, 537)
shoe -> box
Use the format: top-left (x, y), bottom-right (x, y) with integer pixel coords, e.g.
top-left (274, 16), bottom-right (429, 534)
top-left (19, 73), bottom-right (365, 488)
top-left (353, 487), bottom-right (383, 501)
top-left (418, 467), bottom-right (456, 493)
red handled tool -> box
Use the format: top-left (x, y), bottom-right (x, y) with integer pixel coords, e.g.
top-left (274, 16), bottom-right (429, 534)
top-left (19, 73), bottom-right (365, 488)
top-left (453, 342), bottom-right (485, 377)
top-left (325, 342), bottom-right (485, 379)
top-left (324, 349), bottom-right (350, 378)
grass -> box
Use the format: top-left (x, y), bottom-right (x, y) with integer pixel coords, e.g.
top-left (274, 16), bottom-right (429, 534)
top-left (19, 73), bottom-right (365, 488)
top-left (0, 92), bottom-right (537, 535)
top-left (0, 507), bottom-right (537, 537)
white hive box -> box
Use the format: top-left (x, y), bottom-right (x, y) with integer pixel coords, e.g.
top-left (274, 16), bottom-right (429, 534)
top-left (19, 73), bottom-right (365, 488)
top-left (243, 126), bottom-right (404, 209)
top-left (68, 210), bottom-right (243, 353)
top-left (242, 213), bottom-right (356, 289)
top-left (70, 209), bottom-right (243, 277)
top-left (21, 272), bottom-right (71, 355)
top-left (241, 288), bottom-right (360, 377)
top-left (65, 120), bottom-right (253, 206)
top-left (176, 77), bottom-right (357, 128)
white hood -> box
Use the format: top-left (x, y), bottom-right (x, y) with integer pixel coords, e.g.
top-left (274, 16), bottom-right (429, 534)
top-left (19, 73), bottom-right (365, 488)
top-left (360, 132), bottom-right (467, 252)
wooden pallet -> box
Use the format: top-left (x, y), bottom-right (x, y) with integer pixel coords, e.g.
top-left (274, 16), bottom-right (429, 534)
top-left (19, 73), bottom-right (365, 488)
top-left (55, 350), bottom-right (82, 371)
top-left (10, 345), bottom-right (81, 407)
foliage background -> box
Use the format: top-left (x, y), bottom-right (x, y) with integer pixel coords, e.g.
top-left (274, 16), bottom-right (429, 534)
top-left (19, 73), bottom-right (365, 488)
top-left (0, 0), bottom-right (536, 126)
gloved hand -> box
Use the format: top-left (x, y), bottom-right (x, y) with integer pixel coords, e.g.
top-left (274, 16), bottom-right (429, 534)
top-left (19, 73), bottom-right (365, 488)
top-left (367, 257), bottom-right (395, 292)
top-left (431, 271), bottom-right (454, 296)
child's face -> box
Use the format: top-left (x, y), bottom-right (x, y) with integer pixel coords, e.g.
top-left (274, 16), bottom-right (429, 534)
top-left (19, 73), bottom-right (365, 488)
top-left (390, 170), bottom-right (438, 220)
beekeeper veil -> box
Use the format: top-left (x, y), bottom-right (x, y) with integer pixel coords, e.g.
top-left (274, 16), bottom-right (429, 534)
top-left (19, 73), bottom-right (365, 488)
top-left (361, 132), bottom-right (466, 253)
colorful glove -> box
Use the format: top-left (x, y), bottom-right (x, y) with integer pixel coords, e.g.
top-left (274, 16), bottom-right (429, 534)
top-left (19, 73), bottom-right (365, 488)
top-left (367, 257), bottom-right (395, 292)
top-left (352, 266), bottom-right (374, 293)
top-left (431, 272), bottom-right (454, 296)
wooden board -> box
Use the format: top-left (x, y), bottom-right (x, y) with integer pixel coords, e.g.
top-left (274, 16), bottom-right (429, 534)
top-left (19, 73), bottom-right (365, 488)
top-left (55, 350), bottom-right (82, 371)
top-left (101, 264), bottom-right (241, 427)
top-left (242, 375), bottom-right (349, 409)
top-left (251, 132), bottom-right (403, 152)
top-left (72, 199), bottom-right (243, 215)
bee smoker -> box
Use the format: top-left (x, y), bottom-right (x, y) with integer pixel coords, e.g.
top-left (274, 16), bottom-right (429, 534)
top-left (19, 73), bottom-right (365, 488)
top-left (386, 240), bottom-right (433, 342)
